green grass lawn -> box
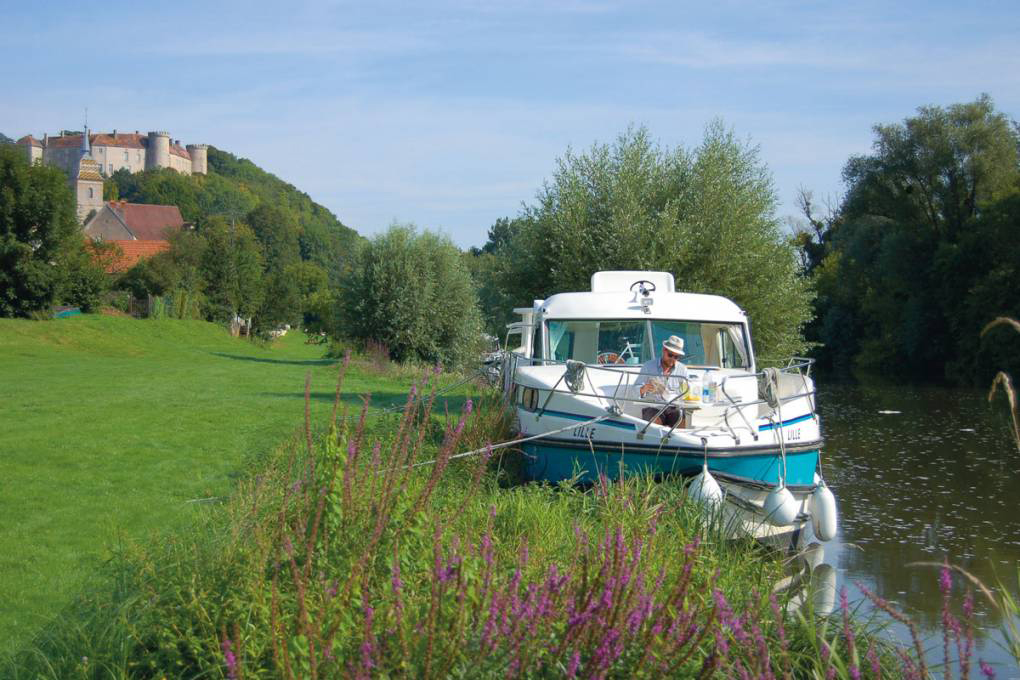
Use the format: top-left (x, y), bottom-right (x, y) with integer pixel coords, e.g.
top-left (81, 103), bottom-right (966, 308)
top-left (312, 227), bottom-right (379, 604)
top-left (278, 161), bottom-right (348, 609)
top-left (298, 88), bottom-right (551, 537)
top-left (0, 315), bottom-right (430, 654)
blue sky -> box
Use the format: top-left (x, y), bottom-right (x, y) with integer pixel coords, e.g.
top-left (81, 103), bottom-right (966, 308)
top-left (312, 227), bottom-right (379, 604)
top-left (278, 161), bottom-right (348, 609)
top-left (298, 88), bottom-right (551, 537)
top-left (2, 0), bottom-right (1018, 247)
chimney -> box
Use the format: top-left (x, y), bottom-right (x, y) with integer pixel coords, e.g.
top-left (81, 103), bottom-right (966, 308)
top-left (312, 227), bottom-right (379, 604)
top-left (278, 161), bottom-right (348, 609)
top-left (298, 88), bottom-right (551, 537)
top-left (135, 130), bottom-right (139, 135)
top-left (113, 129), bottom-right (117, 136)
top-left (43, 133), bottom-right (48, 144)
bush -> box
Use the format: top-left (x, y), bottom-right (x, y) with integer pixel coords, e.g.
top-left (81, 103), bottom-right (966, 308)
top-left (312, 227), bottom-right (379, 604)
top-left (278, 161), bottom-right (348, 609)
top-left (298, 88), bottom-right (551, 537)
top-left (0, 146), bottom-right (80, 317)
top-left (488, 124), bottom-right (813, 359)
top-left (337, 223), bottom-right (483, 368)
top-left (57, 240), bottom-right (116, 313)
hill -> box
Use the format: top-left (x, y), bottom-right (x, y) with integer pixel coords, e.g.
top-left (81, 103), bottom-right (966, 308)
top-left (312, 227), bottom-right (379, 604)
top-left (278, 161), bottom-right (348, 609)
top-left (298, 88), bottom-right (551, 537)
top-left (106, 147), bottom-right (361, 279)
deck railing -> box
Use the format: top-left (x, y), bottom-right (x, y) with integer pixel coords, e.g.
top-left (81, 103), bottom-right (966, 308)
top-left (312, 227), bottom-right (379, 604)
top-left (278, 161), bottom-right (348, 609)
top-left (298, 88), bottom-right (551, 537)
top-left (499, 351), bottom-right (817, 444)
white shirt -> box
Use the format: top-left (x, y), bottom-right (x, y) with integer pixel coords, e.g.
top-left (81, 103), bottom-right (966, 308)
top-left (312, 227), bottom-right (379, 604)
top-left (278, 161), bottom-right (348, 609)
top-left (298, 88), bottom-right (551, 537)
top-left (635, 357), bottom-right (689, 402)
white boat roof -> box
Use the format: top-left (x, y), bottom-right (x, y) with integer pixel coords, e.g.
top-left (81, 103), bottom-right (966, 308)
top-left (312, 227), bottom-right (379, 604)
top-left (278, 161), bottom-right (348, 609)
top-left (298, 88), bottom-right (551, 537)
top-left (538, 290), bottom-right (747, 323)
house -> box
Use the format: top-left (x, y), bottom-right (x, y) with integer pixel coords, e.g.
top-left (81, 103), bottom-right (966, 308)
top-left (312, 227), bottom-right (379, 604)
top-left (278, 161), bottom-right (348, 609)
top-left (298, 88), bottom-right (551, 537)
top-left (84, 201), bottom-right (187, 273)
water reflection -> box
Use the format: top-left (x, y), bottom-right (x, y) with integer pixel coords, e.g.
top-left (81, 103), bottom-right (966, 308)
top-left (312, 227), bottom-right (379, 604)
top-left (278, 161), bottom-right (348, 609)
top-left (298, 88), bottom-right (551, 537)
top-left (817, 381), bottom-right (1019, 663)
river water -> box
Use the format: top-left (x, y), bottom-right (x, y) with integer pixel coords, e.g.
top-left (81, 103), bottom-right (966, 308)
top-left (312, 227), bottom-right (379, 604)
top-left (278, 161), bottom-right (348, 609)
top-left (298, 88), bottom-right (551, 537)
top-left (811, 380), bottom-right (1020, 673)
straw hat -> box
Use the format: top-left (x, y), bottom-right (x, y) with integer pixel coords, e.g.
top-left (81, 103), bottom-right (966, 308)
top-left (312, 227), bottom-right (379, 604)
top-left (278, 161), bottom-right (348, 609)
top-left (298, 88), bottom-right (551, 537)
top-left (662, 335), bottom-right (686, 357)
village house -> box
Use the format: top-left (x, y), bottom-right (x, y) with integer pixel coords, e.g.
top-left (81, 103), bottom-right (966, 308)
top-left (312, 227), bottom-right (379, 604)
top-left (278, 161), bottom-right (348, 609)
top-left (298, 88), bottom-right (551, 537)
top-left (84, 200), bottom-right (188, 273)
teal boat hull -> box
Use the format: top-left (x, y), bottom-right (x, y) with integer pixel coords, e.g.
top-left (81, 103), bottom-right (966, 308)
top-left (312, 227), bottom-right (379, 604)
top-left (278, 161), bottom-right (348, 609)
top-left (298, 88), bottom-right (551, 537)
top-left (522, 438), bottom-right (820, 488)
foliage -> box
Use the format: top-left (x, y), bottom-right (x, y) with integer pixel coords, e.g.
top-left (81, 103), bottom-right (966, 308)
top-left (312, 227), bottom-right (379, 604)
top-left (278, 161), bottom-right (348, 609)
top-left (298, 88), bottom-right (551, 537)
top-left (57, 239), bottom-right (117, 313)
top-left (200, 217), bottom-right (265, 322)
top-left (466, 218), bottom-right (526, 339)
top-left (247, 204), bottom-right (303, 332)
top-left (338, 223), bottom-right (484, 367)
top-left (0, 145), bottom-right (80, 316)
top-left (288, 260), bottom-right (332, 332)
top-left (5, 363), bottom-right (1011, 678)
top-left (484, 124), bottom-right (813, 359)
top-left (802, 95), bottom-right (1020, 382)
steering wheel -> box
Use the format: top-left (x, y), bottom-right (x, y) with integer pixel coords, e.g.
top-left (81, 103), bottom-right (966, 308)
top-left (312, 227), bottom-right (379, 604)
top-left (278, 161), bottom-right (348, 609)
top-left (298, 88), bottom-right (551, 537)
top-left (630, 280), bottom-right (657, 296)
top-left (596, 352), bottom-right (621, 364)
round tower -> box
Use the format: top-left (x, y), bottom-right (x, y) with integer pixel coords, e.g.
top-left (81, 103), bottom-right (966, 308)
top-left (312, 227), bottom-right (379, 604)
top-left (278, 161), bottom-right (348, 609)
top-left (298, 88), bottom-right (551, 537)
top-left (186, 144), bottom-right (209, 175)
top-left (146, 131), bottom-right (171, 170)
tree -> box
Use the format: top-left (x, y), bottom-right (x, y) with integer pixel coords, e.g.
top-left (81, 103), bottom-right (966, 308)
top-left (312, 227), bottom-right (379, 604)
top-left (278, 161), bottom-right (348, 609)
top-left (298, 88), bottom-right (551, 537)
top-left (287, 260), bottom-right (331, 332)
top-left (201, 218), bottom-right (265, 322)
top-left (59, 240), bottom-right (117, 312)
top-left (337, 224), bottom-right (483, 367)
top-left (806, 95), bottom-right (1020, 380)
top-left (493, 124), bottom-right (813, 359)
top-left (0, 145), bottom-right (80, 316)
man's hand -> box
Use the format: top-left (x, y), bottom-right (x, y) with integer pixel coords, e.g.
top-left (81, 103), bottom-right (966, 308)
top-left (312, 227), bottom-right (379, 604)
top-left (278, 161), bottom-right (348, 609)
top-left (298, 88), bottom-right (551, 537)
top-left (641, 379), bottom-right (665, 397)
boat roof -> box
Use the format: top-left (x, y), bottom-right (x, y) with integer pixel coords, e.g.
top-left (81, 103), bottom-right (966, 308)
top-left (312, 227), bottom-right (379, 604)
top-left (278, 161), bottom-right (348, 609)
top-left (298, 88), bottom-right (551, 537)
top-left (538, 290), bottom-right (748, 323)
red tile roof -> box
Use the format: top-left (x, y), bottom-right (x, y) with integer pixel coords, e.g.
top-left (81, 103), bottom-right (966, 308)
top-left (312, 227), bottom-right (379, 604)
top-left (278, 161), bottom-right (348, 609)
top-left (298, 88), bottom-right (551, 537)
top-left (30, 132), bottom-right (193, 160)
top-left (108, 201), bottom-right (185, 240)
top-left (16, 135), bottom-right (42, 147)
top-left (91, 133), bottom-right (146, 149)
top-left (45, 134), bottom-right (86, 149)
top-left (170, 142), bottom-right (191, 159)
top-left (106, 240), bottom-right (171, 273)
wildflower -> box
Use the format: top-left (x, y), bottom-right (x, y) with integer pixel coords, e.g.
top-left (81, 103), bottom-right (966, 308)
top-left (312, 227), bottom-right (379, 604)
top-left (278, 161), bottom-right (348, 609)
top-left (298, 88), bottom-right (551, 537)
top-left (979, 659), bottom-right (996, 679)
top-left (867, 643), bottom-right (880, 677)
top-left (221, 637), bottom-right (238, 680)
top-left (566, 650), bottom-right (581, 678)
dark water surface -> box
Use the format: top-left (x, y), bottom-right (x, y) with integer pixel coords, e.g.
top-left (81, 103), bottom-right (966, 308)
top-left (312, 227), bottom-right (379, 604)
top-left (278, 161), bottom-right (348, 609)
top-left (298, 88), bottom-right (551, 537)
top-left (815, 380), bottom-right (1020, 673)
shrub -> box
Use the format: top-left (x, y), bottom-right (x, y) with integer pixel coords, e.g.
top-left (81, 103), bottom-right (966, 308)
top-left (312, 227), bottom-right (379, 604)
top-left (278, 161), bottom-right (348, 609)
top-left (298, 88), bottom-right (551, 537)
top-left (0, 145), bottom-right (80, 317)
top-left (488, 124), bottom-right (813, 359)
top-left (337, 223), bottom-right (483, 368)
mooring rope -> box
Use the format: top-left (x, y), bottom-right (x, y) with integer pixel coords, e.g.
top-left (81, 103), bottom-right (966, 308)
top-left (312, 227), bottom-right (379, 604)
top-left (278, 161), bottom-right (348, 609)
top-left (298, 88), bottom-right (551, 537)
top-left (377, 368), bottom-right (488, 413)
top-left (404, 413), bottom-right (612, 470)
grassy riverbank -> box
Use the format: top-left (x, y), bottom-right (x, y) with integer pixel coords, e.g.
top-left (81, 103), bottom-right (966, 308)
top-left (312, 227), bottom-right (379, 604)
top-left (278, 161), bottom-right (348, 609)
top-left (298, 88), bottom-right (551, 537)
top-left (3, 316), bottom-right (1010, 677)
top-left (0, 316), bottom-right (430, 654)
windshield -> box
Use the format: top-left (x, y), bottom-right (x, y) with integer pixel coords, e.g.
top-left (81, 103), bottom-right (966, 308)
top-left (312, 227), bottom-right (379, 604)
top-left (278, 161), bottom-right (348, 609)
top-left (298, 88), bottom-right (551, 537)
top-left (546, 319), bottom-right (750, 369)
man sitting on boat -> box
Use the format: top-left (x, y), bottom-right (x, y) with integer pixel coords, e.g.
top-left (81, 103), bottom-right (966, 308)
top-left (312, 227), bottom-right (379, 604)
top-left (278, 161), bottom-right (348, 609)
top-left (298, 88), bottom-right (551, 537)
top-left (636, 335), bottom-right (689, 427)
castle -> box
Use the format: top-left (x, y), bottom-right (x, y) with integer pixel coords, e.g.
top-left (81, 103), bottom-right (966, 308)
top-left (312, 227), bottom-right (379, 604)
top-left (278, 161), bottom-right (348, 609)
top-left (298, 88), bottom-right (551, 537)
top-left (15, 129), bottom-right (207, 221)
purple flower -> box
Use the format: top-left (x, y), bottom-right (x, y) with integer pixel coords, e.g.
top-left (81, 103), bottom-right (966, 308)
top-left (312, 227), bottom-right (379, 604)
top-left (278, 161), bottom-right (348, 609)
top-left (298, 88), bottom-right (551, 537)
top-left (867, 643), bottom-right (880, 677)
top-left (567, 650), bottom-right (581, 678)
top-left (979, 660), bottom-right (996, 678)
top-left (221, 637), bottom-right (238, 680)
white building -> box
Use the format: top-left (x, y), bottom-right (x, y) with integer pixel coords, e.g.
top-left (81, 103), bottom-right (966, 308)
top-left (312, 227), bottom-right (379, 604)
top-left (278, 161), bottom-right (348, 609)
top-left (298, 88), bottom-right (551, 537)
top-left (17, 129), bottom-right (207, 178)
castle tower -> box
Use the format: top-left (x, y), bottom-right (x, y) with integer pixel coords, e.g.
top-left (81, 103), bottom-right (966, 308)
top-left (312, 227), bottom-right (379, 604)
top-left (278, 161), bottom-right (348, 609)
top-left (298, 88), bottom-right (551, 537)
top-left (145, 131), bottom-right (170, 170)
top-left (186, 143), bottom-right (208, 175)
top-left (72, 128), bottom-right (105, 223)
top-left (15, 135), bottom-right (43, 165)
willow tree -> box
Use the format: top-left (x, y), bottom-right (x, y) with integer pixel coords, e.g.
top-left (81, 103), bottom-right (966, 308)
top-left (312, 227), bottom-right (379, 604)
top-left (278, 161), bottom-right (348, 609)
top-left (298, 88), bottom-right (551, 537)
top-left (338, 223), bottom-right (483, 367)
top-left (493, 123), bottom-right (813, 359)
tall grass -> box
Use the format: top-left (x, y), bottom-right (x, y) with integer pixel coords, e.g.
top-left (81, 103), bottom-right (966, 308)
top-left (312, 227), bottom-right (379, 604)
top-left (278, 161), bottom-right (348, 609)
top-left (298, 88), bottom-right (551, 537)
top-left (5, 357), bottom-right (1015, 678)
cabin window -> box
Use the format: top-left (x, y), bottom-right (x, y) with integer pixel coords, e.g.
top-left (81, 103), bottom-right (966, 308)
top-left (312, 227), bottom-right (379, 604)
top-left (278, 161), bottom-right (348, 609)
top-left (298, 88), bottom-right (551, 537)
top-left (543, 319), bottom-right (750, 368)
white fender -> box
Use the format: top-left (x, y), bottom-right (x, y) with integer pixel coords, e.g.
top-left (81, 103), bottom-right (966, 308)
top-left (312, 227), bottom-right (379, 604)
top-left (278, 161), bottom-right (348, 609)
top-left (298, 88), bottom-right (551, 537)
top-left (764, 484), bottom-right (798, 526)
top-left (809, 481), bottom-right (838, 542)
top-left (688, 464), bottom-right (723, 507)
